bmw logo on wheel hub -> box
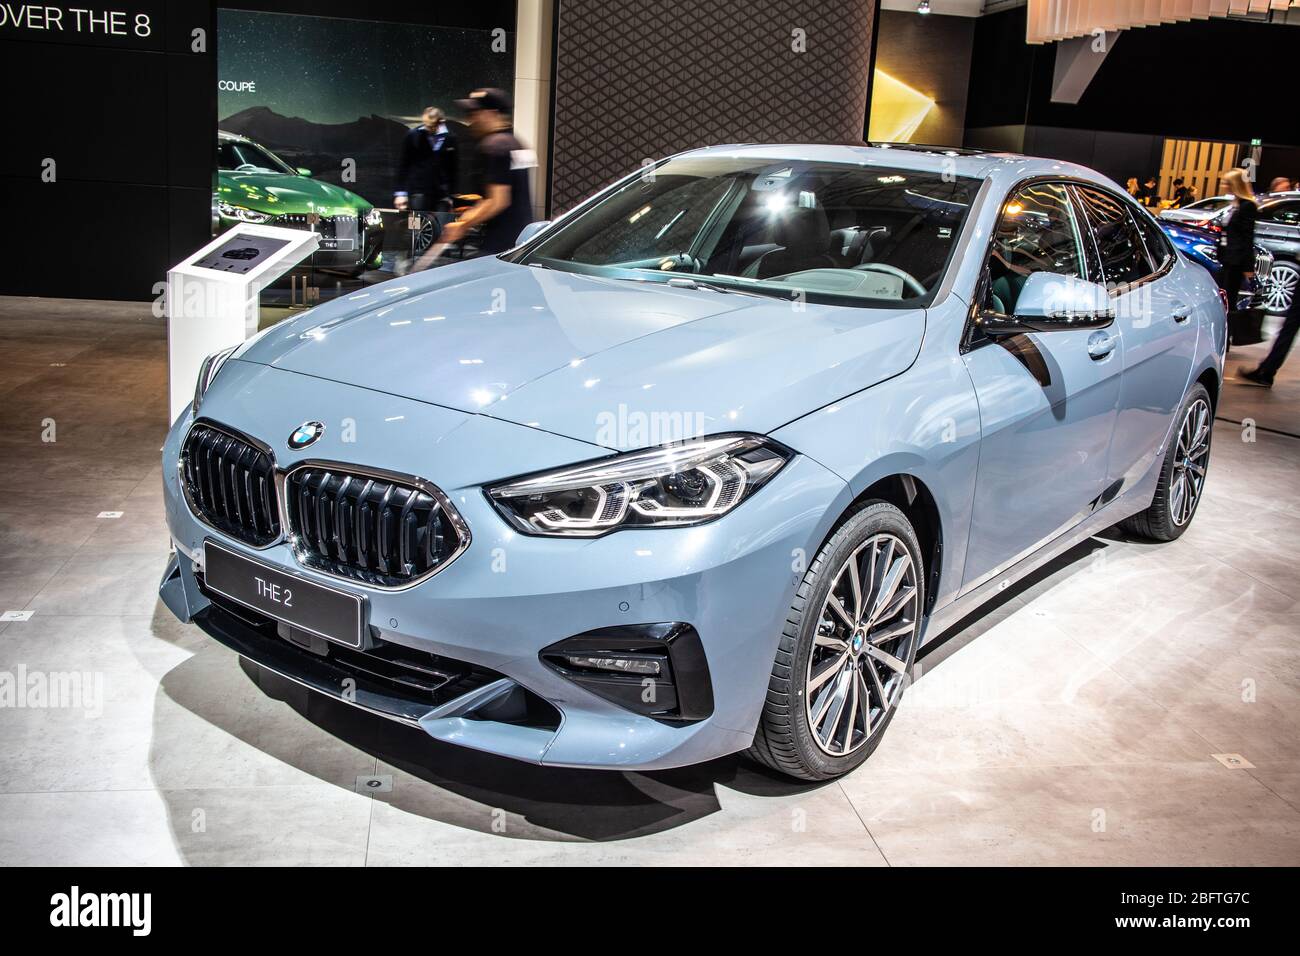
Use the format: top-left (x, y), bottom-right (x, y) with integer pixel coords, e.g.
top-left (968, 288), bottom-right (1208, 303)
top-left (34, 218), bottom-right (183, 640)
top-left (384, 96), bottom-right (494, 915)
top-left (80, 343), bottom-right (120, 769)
top-left (288, 421), bottom-right (324, 449)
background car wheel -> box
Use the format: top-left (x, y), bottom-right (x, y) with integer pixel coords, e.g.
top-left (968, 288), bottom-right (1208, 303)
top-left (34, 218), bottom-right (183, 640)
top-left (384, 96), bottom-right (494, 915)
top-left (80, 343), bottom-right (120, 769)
top-left (748, 501), bottom-right (924, 781)
top-left (1265, 260), bottom-right (1298, 314)
top-left (1120, 383), bottom-right (1213, 542)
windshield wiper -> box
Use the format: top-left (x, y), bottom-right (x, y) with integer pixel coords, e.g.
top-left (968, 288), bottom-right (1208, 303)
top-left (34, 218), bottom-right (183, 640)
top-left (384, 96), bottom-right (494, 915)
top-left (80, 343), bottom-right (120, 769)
top-left (666, 276), bottom-right (775, 299)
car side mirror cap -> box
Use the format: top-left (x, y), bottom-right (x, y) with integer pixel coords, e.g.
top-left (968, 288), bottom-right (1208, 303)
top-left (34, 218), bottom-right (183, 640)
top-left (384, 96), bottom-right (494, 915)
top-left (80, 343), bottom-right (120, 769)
top-left (296, 167), bottom-right (312, 177)
top-left (515, 220), bottom-right (551, 247)
top-left (980, 272), bottom-right (1115, 336)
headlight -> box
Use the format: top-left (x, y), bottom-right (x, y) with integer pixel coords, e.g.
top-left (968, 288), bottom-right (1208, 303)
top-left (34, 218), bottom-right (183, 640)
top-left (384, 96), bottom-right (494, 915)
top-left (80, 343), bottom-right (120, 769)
top-left (486, 434), bottom-right (792, 537)
top-left (1192, 243), bottom-right (1219, 262)
top-left (193, 346), bottom-right (237, 412)
top-left (217, 201), bottom-right (272, 223)
top-left (365, 207), bottom-right (383, 227)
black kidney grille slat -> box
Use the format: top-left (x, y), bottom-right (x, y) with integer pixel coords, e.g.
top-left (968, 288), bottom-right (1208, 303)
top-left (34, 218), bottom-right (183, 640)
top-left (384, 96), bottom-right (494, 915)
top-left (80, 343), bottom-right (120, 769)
top-left (285, 468), bottom-right (463, 587)
top-left (181, 423), bottom-right (280, 547)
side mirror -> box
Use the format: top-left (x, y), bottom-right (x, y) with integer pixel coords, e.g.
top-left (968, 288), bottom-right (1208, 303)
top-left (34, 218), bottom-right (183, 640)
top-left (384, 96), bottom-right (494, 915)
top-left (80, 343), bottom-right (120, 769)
top-left (515, 220), bottom-right (551, 247)
top-left (979, 271), bottom-right (1114, 336)
top-left (296, 167), bottom-right (313, 177)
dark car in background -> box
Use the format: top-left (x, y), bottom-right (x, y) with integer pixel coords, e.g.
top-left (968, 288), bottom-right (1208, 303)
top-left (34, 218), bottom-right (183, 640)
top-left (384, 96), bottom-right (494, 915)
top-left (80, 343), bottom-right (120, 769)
top-left (1162, 192), bottom-right (1299, 313)
top-left (1159, 220), bottom-right (1272, 311)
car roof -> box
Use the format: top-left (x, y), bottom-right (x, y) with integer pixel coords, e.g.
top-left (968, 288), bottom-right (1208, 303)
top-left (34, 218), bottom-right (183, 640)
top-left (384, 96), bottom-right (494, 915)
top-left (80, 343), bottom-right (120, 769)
top-left (671, 142), bottom-right (1117, 191)
top-left (217, 130), bottom-right (251, 143)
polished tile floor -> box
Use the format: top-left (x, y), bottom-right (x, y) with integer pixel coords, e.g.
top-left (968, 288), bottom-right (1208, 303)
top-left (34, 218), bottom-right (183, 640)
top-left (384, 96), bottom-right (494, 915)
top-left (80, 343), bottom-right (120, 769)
top-left (1, 295), bottom-right (1298, 866)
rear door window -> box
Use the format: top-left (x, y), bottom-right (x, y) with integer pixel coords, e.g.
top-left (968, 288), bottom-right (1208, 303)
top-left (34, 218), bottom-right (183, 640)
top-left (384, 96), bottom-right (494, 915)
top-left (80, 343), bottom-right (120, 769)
top-left (1073, 186), bottom-right (1154, 288)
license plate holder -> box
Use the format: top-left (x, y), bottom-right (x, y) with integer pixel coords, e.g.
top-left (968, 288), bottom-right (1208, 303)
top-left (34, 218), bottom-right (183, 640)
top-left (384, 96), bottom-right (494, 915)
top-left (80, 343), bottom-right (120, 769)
top-left (203, 540), bottom-right (365, 648)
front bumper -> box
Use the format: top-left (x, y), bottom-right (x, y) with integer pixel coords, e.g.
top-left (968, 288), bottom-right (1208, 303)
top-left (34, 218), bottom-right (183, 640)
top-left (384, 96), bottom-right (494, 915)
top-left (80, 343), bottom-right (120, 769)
top-left (160, 367), bottom-right (849, 770)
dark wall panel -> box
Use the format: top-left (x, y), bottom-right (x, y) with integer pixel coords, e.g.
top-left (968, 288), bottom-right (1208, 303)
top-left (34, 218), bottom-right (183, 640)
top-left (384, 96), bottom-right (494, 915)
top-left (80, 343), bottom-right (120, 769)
top-left (969, 7), bottom-right (1299, 149)
top-left (0, 0), bottom-right (215, 301)
top-left (0, 180), bottom-right (172, 300)
top-left (550, 0), bottom-right (878, 213)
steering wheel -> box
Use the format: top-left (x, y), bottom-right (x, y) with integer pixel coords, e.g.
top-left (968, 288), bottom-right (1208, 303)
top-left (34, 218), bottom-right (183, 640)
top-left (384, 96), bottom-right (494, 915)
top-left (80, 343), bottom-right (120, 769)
top-left (852, 262), bottom-right (926, 297)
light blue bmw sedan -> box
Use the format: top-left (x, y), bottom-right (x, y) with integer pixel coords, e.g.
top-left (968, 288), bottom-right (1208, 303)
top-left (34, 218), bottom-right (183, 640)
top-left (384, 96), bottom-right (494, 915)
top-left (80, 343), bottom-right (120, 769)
top-left (160, 144), bottom-right (1225, 780)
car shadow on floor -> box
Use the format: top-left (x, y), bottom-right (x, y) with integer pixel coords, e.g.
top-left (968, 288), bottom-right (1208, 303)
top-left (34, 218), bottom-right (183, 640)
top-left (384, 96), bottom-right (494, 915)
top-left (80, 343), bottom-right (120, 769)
top-left (149, 534), bottom-right (1116, 847)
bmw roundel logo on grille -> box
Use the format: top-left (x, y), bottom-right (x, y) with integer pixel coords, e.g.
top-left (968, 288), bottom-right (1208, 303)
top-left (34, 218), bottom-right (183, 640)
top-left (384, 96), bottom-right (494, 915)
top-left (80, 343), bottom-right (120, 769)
top-left (288, 421), bottom-right (324, 449)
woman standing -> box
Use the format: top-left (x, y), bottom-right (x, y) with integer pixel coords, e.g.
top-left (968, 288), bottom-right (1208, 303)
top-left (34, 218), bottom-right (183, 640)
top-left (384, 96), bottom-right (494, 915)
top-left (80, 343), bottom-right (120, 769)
top-left (1217, 168), bottom-right (1257, 311)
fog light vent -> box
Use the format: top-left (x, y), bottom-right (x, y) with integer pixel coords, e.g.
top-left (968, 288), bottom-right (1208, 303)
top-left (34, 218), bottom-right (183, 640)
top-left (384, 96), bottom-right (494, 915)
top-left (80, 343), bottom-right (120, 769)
top-left (540, 622), bottom-right (713, 722)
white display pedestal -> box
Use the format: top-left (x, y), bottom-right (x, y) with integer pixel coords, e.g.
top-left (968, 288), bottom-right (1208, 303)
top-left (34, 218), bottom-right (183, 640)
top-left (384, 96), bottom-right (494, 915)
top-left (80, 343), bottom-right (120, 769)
top-left (166, 225), bottom-right (320, 422)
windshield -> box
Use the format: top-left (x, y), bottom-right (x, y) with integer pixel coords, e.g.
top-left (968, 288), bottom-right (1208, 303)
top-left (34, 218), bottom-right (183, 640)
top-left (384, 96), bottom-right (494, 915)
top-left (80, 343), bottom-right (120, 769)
top-left (218, 140), bottom-right (297, 175)
top-left (1187, 197), bottom-right (1231, 212)
top-left (508, 157), bottom-right (979, 307)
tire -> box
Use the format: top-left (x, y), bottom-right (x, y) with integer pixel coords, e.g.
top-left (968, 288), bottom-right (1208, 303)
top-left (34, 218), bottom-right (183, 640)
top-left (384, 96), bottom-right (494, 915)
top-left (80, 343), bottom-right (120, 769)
top-left (749, 501), bottom-right (925, 781)
top-left (1120, 383), bottom-right (1213, 542)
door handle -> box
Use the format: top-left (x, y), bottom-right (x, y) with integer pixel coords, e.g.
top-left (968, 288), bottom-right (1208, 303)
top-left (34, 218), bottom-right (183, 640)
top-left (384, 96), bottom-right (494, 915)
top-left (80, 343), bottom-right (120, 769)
top-left (1087, 330), bottom-right (1116, 360)
top-left (1171, 304), bottom-right (1193, 323)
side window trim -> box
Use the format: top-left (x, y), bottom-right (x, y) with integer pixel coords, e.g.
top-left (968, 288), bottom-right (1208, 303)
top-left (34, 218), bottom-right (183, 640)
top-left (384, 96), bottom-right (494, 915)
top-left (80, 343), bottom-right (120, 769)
top-left (1066, 184), bottom-right (1106, 286)
top-left (1072, 183), bottom-right (1173, 293)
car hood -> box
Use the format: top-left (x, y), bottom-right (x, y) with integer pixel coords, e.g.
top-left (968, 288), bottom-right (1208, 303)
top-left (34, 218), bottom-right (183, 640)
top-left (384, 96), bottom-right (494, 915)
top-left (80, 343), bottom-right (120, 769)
top-left (217, 171), bottom-right (371, 216)
top-left (238, 259), bottom-right (927, 450)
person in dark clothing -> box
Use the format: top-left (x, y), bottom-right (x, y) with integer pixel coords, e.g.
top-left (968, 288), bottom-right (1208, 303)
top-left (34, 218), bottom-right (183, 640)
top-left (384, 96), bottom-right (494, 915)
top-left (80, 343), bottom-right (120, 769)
top-left (1217, 168), bottom-right (1257, 311)
top-left (1241, 288), bottom-right (1300, 387)
top-left (1138, 177), bottom-right (1160, 207)
top-left (437, 88), bottom-right (536, 256)
top-left (394, 107), bottom-right (458, 212)
top-left (1170, 178), bottom-right (1194, 208)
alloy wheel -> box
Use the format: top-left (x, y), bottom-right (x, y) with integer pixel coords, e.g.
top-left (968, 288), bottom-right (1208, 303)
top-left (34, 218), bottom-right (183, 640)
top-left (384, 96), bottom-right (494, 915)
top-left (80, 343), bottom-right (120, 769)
top-left (1265, 261), bottom-right (1298, 314)
top-left (805, 533), bottom-right (920, 757)
top-left (1170, 397), bottom-right (1211, 527)
top-left (412, 214), bottom-right (439, 255)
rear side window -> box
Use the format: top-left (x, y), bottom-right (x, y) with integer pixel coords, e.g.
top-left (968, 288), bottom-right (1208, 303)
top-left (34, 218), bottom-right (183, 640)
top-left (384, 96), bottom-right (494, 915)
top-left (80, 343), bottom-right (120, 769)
top-left (1260, 200), bottom-right (1300, 225)
top-left (1074, 186), bottom-right (1153, 288)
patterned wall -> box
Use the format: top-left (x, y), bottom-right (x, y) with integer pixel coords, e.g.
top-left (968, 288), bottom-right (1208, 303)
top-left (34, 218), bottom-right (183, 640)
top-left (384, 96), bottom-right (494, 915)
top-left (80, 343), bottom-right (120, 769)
top-left (550, 0), bottom-right (878, 212)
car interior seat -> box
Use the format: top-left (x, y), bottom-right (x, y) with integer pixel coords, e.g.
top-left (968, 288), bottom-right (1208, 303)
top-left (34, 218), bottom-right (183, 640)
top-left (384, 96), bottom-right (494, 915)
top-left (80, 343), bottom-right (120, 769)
top-left (749, 205), bottom-right (839, 279)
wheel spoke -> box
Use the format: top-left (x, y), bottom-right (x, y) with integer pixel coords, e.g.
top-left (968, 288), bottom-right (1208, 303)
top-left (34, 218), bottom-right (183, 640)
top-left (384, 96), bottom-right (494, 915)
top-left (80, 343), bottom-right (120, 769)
top-left (865, 655), bottom-right (888, 711)
top-left (864, 643), bottom-right (907, 675)
top-left (869, 618), bottom-right (914, 645)
top-left (847, 546), bottom-right (864, 621)
top-left (855, 669), bottom-right (874, 735)
top-left (839, 667), bottom-right (860, 753)
top-left (868, 553), bottom-right (910, 625)
top-left (818, 671), bottom-right (852, 750)
top-left (826, 594), bottom-right (855, 630)
top-left (808, 650), bottom-right (849, 692)
top-left (1170, 474), bottom-right (1186, 524)
top-left (814, 631), bottom-right (849, 651)
top-left (810, 680), bottom-right (837, 730)
top-left (873, 583), bottom-right (916, 628)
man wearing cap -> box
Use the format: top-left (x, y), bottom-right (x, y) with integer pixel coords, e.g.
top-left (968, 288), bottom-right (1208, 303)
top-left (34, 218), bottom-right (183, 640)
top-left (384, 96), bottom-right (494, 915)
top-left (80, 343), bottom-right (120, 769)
top-left (437, 88), bottom-right (536, 256)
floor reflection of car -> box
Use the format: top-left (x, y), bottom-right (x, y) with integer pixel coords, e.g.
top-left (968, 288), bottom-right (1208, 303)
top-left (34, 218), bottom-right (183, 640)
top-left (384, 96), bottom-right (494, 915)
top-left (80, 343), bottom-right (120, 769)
top-left (164, 145), bottom-right (1225, 781)
top-left (1162, 191), bottom-right (1300, 313)
top-left (1159, 220), bottom-right (1272, 310)
top-left (215, 131), bottom-right (383, 277)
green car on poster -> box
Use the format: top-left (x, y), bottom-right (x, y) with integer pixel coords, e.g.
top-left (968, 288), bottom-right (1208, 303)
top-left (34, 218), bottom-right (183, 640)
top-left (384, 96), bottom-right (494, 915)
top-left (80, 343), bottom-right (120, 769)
top-left (215, 130), bottom-right (383, 276)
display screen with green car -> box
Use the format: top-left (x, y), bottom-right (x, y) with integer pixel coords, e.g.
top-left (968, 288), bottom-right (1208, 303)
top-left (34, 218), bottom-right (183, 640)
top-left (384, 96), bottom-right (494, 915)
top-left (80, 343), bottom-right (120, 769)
top-left (215, 131), bottom-right (383, 276)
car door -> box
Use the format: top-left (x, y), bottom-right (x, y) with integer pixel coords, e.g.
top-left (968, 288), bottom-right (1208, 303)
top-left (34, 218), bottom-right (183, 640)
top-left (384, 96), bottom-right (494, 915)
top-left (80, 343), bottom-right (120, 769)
top-left (1255, 199), bottom-right (1300, 254)
top-left (1072, 186), bottom-right (1198, 489)
top-left (960, 180), bottom-right (1124, 593)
